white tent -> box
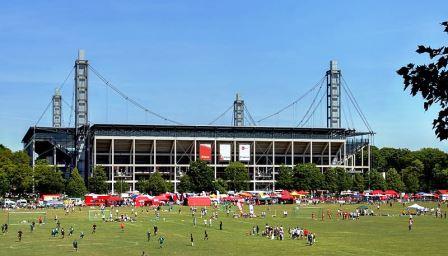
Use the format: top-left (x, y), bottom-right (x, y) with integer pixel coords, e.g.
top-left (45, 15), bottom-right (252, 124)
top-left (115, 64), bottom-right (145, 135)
top-left (407, 204), bottom-right (427, 211)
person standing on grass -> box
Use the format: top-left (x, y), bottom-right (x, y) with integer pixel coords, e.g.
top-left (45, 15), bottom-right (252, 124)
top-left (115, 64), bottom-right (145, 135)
top-left (147, 230), bottom-right (151, 241)
top-left (69, 226), bottom-right (74, 237)
top-left (61, 228), bottom-right (65, 239)
top-left (220, 221), bottom-right (223, 230)
top-left (408, 217), bottom-right (413, 231)
top-left (17, 230), bottom-right (23, 242)
top-left (159, 236), bottom-right (165, 248)
top-left (190, 233), bottom-right (194, 246)
top-left (80, 231), bottom-right (85, 239)
top-left (193, 216), bottom-right (197, 227)
top-left (92, 224), bottom-right (97, 234)
top-left (120, 222), bottom-right (125, 232)
top-left (154, 225), bottom-right (158, 236)
top-left (73, 240), bottom-right (78, 252)
top-left (204, 230), bottom-right (208, 240)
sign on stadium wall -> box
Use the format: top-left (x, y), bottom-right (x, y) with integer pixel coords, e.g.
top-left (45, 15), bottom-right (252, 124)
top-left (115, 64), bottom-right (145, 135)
top-left (239, 144), bottom-right (250, 162)
top-left (219, 144), bottom-right (231, 161)
top-left (199, 143), bottom-right (212, 161)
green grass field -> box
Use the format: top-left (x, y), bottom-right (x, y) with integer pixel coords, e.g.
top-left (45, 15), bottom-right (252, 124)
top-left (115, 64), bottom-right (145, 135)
top-left (1, 202), bottom-right (447, 256)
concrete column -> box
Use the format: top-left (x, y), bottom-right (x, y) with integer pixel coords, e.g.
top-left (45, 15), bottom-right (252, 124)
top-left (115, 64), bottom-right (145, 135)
top-left (194, 139), bottom-right (197, 161)
top-left (111, 138), bottom-right (115, 194)
top-left (214, 140), bottom-right (217, 180)
top-left (310, 141), bottom-right (313, 163)
top-left (233, 140), bottom-right (237, 162)
top-left (93, 137), bottom-right (97, 167)
top-left (174, 139), bottom-right (177, 193)
top-left (53, 145), bottom-right (57, 166)
top-left (291, 141), bottom-right (294, 167)
top-left (153, 139), bottom-right (157, 171)
top-left (253, 140), bottom-right (256, 191)
top-left (132, 138), bottom-right (136, 191)
top-left (272, 141), bottom-right (275, 190)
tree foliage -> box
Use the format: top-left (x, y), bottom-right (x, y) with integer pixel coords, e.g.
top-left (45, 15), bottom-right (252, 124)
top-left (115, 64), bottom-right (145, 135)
top-left (182, 160), bottom-right (215, 193)
top-left (225, 162), bottom-right (249, 192)
top-left (397, 21), bottom-right (448, 140)
top-left (213, 178), bottom-right (228, 194)
top-left (385, 168), bottom-right (405, 192)
top-left (88, 165), bottom-right (108, 194)
top-left (324, 168), bottom-right (338, 193)
top-left (352, 173), bottom-right (365, 192)
top-left (138, 172), bottom-right (167, 195)
top-left (293, 163), bottom-right (324, 191)
top-left (65, 168), bottom-right (87, 197)
top-left (276, 165), bottom-right (295, 190)
top-left (178, 175), bottom-right (193, 193)
top-left (368, 170), bottom-right (386, 191)
top-left (34, 160), bottom-right (65, 194)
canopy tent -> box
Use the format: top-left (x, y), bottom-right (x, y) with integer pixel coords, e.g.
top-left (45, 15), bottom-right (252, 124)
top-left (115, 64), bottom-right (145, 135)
top-left (407, 204), bottom-right (427, 211)
top-left (186, 197), bottom-right (211, 206)
top-left (279, 190), bottom-right (294, 201)
top-left (384, 190), bottom-right (399, 197)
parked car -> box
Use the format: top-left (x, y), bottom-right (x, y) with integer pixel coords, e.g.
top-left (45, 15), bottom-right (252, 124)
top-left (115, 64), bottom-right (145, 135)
top-left (2, 199), bottom-right (17, 208)
top-left (16, 199), bottom-right (28, 207)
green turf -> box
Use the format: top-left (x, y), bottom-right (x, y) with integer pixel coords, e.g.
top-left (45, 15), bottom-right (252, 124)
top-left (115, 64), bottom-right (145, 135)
top-left (1, 202), bottom-right (447, 255)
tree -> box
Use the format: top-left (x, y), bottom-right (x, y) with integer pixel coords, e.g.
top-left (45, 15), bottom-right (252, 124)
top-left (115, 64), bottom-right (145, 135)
top-left (0, 171), bottom-right (8, 196)
top-left (89, 165), bottom-right (108, 194)
top-left (385, 168), bottom-right (405, 192)
top-left (397, 21), bottom-right (448, 140)
top-left (225, 162), bottom-right (249, 192)
top-left (352, 173), bottom-right (365, 192)
top-left (0, 149), bottom-right (33, 194)
top-left (336, 168), bottom-right (352, 193)
top-left (115, 179), bottom-right (129, 194)
top-left (276, 165), bottom-right (295, 190)
top-left (213, 178), bottom-right (228, 194)
top-left (34, 160), bottom-right (65, 194)
top-left (402, 166), bottom-right (421, 193)
top-left (368, 170), bottom-right (386, 190)
top-left (178, 175), bottom-right (193, 193)
top-left (186, 160), bottom-right (215, 192)
top-left (324, 168), bottom-right (338, 193)
top-left (66, 168), bottom-right (87, 197)
top-left (412, 148), bottom-right (447, 190)
top-left (147, 172), bottom-right (167, 195)
top-left (433, 167), bottom-right (448, 189)
top-left (293, 163), bottom-right (324, 192)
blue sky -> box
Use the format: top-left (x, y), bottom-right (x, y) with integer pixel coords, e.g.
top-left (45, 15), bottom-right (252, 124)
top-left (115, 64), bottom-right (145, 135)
top-left (0, 1), bottom-right (447, 151)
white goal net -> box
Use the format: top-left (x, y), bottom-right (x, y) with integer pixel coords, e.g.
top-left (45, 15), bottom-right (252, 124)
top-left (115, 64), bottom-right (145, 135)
top-left (88, 210), bottom-right (111, 221)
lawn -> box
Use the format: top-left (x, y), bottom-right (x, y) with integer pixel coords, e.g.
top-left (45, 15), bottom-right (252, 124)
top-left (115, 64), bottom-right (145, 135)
top-left (1, 202), bottom-right (447, 256)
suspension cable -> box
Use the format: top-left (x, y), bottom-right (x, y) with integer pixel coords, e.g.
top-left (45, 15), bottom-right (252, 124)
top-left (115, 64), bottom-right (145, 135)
top-left (256, 76), bottom-right (326, 123)
top-left (208, 104), bottom-right (233, 125)
top-left (297, 81), bottom-right (325, 127)
top-left (89, 65), bottom-right (183, 125)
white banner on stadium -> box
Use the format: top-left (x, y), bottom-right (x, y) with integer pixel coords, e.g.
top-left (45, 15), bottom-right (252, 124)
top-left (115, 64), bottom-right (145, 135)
top-left (239, 144), bottom-right (250, 162)
top-left (219, 144), bottom-right (231, 161)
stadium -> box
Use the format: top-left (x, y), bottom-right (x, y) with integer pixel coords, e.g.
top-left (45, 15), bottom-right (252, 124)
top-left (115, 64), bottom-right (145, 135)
top-left (21, 51), bottom-right (373, 193)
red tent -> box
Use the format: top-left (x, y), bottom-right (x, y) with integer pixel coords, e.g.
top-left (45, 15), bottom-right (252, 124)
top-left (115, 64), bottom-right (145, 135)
top-left (384, 190), bottom-right (399, 198)
top-left (371, 190), bottom-right (384, 195)
top-left (134, 195), bottom-right (152, 207)
top-left (187, 197), bottom-right (211, 206)
top-left (280, 190), bottom-right (293, 201)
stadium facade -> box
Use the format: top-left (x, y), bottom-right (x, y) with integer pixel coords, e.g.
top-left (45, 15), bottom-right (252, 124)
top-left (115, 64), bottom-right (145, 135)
top-left (21, 51), bottom-right (373, 193)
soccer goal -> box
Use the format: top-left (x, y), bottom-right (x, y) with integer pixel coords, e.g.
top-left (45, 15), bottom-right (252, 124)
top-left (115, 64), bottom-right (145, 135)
top-left (8, 212), bottom-right (47, 225)
top-left (88, 210), bottom-right (111, 221)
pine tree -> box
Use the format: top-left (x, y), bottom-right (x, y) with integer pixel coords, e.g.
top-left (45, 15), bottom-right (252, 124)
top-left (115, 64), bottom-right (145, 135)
top-left (66, 168), bottom-right (87, 197)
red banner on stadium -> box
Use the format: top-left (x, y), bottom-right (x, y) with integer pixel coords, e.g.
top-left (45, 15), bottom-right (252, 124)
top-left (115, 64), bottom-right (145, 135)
top-left (199, 144), bottom-right (212, 161)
